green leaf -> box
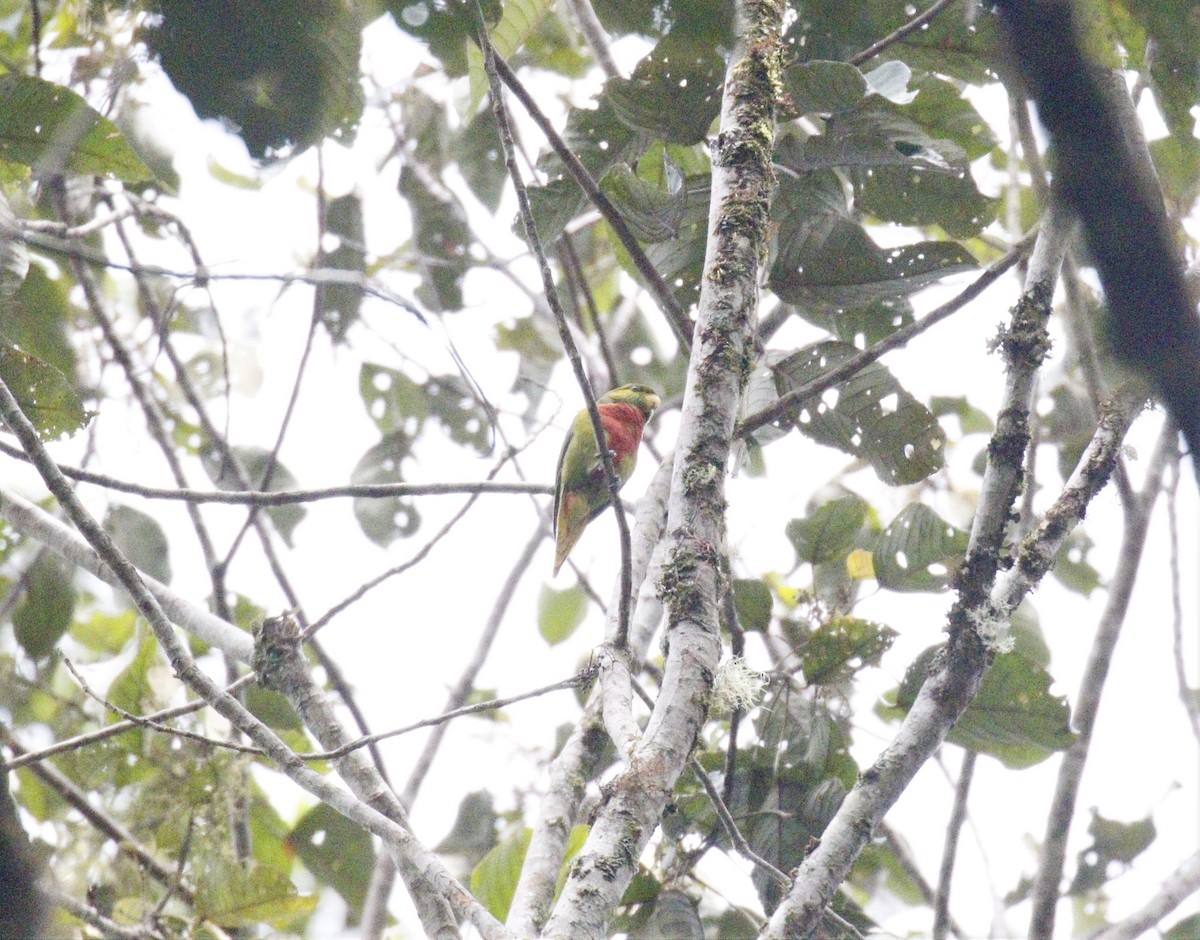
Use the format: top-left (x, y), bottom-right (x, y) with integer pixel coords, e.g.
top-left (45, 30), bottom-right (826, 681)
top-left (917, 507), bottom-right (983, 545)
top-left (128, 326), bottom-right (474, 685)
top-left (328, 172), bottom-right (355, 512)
top-left (768, 172), bottom-right (977, 311)
top-left (288, 803), bottom-right (375, 917)
top-left (641, 174), bottom-right (712, 311)
top-left (385, 0), bottom-right (501, 76)
top-left (0, 75), bottom-right (152, 181)
top-left (106, 629), bottom-right (160, 720)
top-left (801, 616), bottom-right (896, 685)
top-left (103, 505), bottom-right (171, 584)
top-left (142, 1), bottom-right (363, 157)
top-left (70, 609), bottom-right (136, 656)
top-left (13, 552), bottom-right (75, 659)
top-left (773, 341), bottom-right (947, 485)
top-left (458, 105), bottom-right (507, 212)
top-left (434, 791), bottom-right (498, 862)
top-left (0, 340), bottom-right (90, 440)
top-left (244, 685), bottom-right (303, 732)
top-left (785, 495), bottom-right (867, 566)
top-left (537, 583), bottom-right (588, 646)
top-left (1068, 811), bottom-right (1157, 895)
top-left (195, 858), bottom-right (317, 929)
top-left (200, 446), bottom-right (306, 547)
top-left (1165, 913), bottom-right (1200, 940)
top-left (857, 163), bottom-right (998, 238)
top-left (784, 60), bottom-right (868, 115)
top-left (873, 504), bottom-right (967, 592)
top-left (2, 262), bottom-right (77, 378)
top-left (600, 163), bottom-right (687, 242)
top-left (350, 431), bottom-right (421, 546)
top-left (398, 165), bottom-right (472, 312)
top-left (1052, 531), bottom-right (1102, 597)
top-left (467, 0), bottom-right (554, 112)
top-left (605, 33), bottom-right (724, 145)
top-left (930, 394), bottom-right (994, 435)
top-left (526, 96), bottom-right (640, 244)
top-left (315, 193), bottom-right (365, 343)
top-left (967, 653), bottom-right (1074, 768)
top-left (731, 578), bottom-right (772, 633)
top-left (470, 828), bottom-right (532, 921)
top-left (890, 647), bottom-right (1075, 768)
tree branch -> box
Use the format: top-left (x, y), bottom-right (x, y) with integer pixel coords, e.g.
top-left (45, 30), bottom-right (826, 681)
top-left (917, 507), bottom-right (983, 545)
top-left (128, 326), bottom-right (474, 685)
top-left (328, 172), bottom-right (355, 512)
top-left (506, 453), bottom-right (672, 935)
top-left (542, 1), bottom-right (784, 934)
top-left (764, 195), bottom-right (1075, 938)
top-left (1026, 420), bottom-right (1174, 938)
top-left (477, 10), bottom-right (637, 648)
top-left (1089, 850), bottom-right (1200, 940)
top-left (0, 383), bottom-right (498, 940)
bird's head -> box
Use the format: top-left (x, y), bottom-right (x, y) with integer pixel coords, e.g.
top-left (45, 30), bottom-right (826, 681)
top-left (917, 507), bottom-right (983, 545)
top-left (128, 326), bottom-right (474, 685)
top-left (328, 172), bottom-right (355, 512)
top-left (599, 383), bottom-right (661, 418)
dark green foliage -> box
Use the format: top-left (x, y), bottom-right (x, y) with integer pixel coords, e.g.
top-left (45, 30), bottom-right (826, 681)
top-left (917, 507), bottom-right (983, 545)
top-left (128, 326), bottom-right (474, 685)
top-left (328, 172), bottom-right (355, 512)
top-left (137, 0), bottom-right (364, 157)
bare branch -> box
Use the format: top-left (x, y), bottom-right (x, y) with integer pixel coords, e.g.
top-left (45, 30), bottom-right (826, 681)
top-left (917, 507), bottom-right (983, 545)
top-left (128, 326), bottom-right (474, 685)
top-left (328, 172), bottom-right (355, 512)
top-left (764, 198), bottom-right (1076, 938)
top-left (1089, 850), bottom-right (1200, 940)
top-left (0, 382), bottom-right (501, 939)
top-left (737, 231), bottom-right (1036, 438)
top-left (1027, 421), bottom-right (1175, 938)
top-left (544, 1), bottom-right (784, 933)
top-left (932, 749), bottom-right (976, 940)
top-left (848, 0), bottom-right (958, 66)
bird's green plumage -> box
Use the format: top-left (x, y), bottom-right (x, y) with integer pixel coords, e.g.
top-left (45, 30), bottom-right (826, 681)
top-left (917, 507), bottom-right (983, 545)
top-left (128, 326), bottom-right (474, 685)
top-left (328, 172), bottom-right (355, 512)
top-left (553, 384), bottom-right (660, 575)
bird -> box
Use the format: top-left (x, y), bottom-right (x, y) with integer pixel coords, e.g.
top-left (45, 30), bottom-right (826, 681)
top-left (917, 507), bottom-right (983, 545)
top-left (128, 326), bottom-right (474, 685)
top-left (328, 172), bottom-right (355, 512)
top-left (553, 383), bottom-right (661, 575)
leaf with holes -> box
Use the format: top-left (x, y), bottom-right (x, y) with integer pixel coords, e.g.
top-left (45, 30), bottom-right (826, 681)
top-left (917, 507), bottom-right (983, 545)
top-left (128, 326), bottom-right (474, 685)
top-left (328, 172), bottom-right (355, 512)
top-left (351, 431), bottom-right (421, 546)
top-left (873, 504), bottom-right (967, 592)
top-left (889, 647), bottom-right (1075, 768)
top-left (287, 803), bottom-right (375, 918)
top-left (0, 75), bottom-right (153, 181)
top-left (200, 445), bottom-right (306, 547)
top-left (786, 495), bottom-right (868, 566)
top-left (801, 616), bottom-right (896, 685)
top-left (0, 341), bottom-right (90, 441)
top-left (605, 33), bottom-right (724, 144)
top-left (774, 341), bottom-right (946, 485)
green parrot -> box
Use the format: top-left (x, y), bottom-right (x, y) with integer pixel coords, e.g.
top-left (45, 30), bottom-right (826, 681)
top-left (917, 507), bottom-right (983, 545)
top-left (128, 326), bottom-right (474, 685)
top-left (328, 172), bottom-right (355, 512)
top-left (553, 383), bottom-right (661, 575)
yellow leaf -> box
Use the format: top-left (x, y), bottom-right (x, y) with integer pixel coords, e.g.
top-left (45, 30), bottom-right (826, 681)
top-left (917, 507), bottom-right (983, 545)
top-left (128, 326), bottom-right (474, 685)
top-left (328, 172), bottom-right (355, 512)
top-left (846, 548), bottom-right (876, 580)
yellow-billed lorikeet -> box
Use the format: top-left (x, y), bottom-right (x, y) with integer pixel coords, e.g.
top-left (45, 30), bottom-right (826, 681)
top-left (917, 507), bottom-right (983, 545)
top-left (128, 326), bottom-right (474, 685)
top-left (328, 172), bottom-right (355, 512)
top-left (553, 384), bottom-right (661, 575)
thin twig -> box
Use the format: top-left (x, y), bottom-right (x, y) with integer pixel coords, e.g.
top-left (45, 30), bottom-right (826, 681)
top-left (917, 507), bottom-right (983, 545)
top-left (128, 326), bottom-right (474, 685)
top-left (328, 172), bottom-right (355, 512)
top-left (3, 675), bottom-right (253, 771)
top-left (61, 658), bottom-right (264, 755)
top-left (737, 231), bottom-right (1036, 437)
top-left (1026, 421), bottom-right (1175, 938)
top-left (1165, 435), bottom-right (1200, 742)
top-left (848, 0), bottom-right (959, 66)
top-left (305, 669), bottom-right (594, 763)
top-left (0, 441), bottom-right (548, 501)
top-left (302, 447), bottom-right (523, 638)
top-left (8, 224), bottom-right (433, 322)
top-left (688, 755), bottom-right (792, 889)
top-left (932, 749), bottom-right (975, 940)
top-left (489, 53), bottom-right (693, 349)
top-left (477, 10), bottom-right (636, 650)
